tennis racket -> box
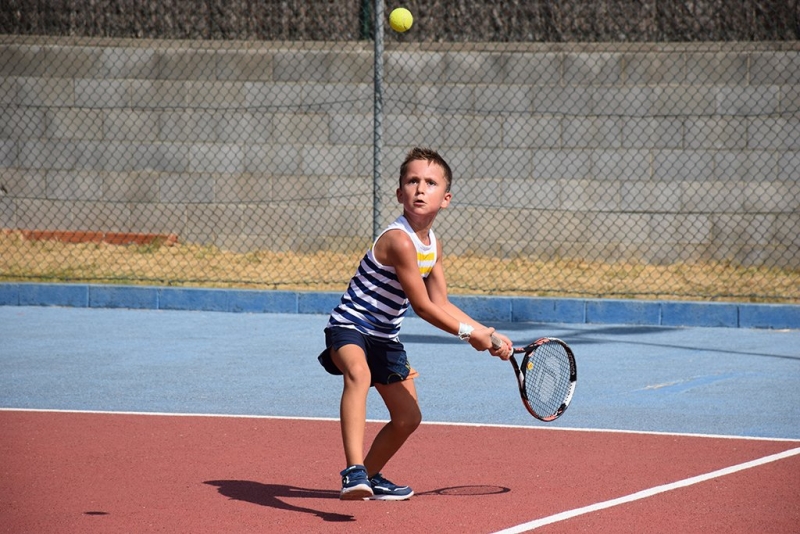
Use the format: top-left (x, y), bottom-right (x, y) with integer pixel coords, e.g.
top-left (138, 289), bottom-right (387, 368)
top-left (492, 334), bottom-right (576, 422)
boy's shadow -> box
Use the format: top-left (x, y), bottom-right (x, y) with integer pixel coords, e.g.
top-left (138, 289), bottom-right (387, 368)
top-left (205, 480), bottom-right (511, 522)
top-left (204, 480), bottom-right (354, 522)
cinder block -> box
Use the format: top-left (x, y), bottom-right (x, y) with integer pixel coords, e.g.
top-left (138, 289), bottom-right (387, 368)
top-left (716, 86), bottom-right (779, 116)
top-left (681, 181), bottom-right (744, 212)
top-left (19, 78), bottom-right (74, 107)
top-left (685, 117), bottom-right (748, 149)
top-left (585, 299), bottom-right (661, 325)
top-left (385, 51), bottom-right (446, 84)
top-left (564, 52), bottom-right (622, 86)
top-left (103, 109), bottom-right (160, 142)
top-left (562, 117), bottom-right (621, 149)
top-left (272, 113), bottom-right (329, 144)
top-left (534, 86), bottom-right (593, 115)
top-left (0, 283), bottom-right (20, 305)
top-left (0, 139), bottom-right (16, 167)
top-left (215, 49), bottom-right (273, 81)
top-left (158, 287), bottom-right (229, 311)
top-left (560, 179), bottom-right (621, 212)
top-left (623, 52), bottom-right (684, 85)
top-left (593, 149), bottom-right (650, 181)
top-left (45, 45), bottom-right (104, 78)
top-left (226, 289), bottom-right (297, 313)
top-left (778, 151), bottom-right (800, 180)
top-left (511, 297), bottom-right (585, 323)
top-left (188, 143), bottom-right (244, 174)
top-left (185, 81), bottom-right (247, 108)
top-left (156, 48), bottom-right (217, 81)
top-left (245, 144), bottom-right (300, 175)
top-left (472, 148), bottom-right (531, 179)
top-left (18, 283), bottom-right (88, 307)
top-left (245, 81), bottom-right (303, 110)
top-left (1, 107), bottom-right (46, 139)
top-left (534, 150), bottom-right (591, 180)
top-left (503, 116), bottom-right (560, 148)
top-left (298, 292), bottom-right (341, 314)
top-left (384, 113), bottom-right (445, 147)
top-left (622, 117), bottom-right (683, 149)
top-left (0, 45), bottom-right (44, 76)
top-left (48, 109), bottom-right (104, 140)
top-left (19, 140), bottom-right (78, 170)
top-left (661, 301), bottom-right (738, 327)
top-left (102, 47), bottom-right (158, 79)
top-left (739, 303), bottom-right (800, 329)
top-left (89, 285), bottom-right (159, 309)
top-left (620, 181), bottom-right (681, 212)
top-left (653, 150), bottom-right (714, 181)
top-left (648, 213), bottom-right (712, 245)
top-left (505, 52), bottom-right (561, 86)
top-left (594, 87), bottom-right (653, 117)
top-left (0, 196), bottom-right (14, 227)
top-left (304, 83), bottom-right (372, 113)
top-left (129, 80), bottom-right (185, 109)
top-left (685, 52), bottom-right (748, 85)
top-left (652, 86), bottom-right (715, 116)
top-left (46, 170), bottom-right (103, 201)
top-left (448, 295), bottom-right (513, 322)
top-left (74, 79), bottom-right (128, 108)
top-left (750, 52), bottom-right (800, 85)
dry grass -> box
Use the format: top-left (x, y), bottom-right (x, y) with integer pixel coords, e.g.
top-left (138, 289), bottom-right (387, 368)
top-left (1, 231), bottom-right (798, 303)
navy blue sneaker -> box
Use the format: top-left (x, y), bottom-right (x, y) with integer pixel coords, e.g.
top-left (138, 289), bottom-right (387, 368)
top-left (340, 465), bottom-right (373, 500)
top-left (369, 473), bottom-right (413, 501)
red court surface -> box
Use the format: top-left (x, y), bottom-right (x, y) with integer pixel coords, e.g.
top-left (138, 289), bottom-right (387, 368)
top-left (2, 410), bottom-right (798, 533)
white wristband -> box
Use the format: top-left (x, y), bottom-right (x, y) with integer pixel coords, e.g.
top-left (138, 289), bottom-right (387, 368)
top-left (457, 322), bottom-right (474, 341)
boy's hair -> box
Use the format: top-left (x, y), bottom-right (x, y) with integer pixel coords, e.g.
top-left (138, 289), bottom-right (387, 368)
top-left (399, 147), bottom-right (453, 192)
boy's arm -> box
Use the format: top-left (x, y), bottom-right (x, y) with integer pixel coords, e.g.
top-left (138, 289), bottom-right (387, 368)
top-left (424, 246), bottom-right (513, 355)
top-left (380, 230), bottom-right (462, 335)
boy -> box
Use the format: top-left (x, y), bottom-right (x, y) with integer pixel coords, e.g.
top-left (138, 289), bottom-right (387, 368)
top-left (318, 147), bottom-right (513, 501)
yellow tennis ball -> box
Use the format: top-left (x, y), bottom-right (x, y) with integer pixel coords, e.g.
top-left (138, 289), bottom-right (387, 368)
top-left (389, 7), bottom-right (413, 33)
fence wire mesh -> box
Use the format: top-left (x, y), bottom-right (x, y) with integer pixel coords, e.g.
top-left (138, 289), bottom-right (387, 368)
top-left (1, 1), bottom-right (798, 302)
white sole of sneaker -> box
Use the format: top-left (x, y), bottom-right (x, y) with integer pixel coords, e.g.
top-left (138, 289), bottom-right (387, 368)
top-left (340, 485), bottom-right (373, 500)
top-left (369, 491), bottom-right (414, 501)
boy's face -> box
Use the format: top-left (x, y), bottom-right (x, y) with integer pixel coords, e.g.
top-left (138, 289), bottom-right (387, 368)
top-left (396, 159), bottom-right (452, 216)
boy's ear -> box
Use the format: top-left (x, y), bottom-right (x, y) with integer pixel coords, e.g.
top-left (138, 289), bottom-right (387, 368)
top-left (439, 191), bottom-right (452, 208)
top-left (396, 187), bottom-right (403, 203)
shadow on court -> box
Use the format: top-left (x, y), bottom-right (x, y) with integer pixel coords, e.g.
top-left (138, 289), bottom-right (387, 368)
top-left (204, 481), bottom-right (354, 522)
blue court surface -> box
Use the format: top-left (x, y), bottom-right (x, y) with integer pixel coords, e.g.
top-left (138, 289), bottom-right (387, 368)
top-left (2, 304), bottom-right (798, 440)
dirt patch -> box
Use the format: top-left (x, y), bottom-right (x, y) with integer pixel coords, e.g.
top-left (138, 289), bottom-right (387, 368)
top-left (1, 230), bottom-right (797, 302)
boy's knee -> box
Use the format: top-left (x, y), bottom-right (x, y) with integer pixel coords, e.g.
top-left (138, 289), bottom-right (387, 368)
top-left (342, 362), bottom-right (371, 387)
top-left (394, 409), bottom-right (422, 435)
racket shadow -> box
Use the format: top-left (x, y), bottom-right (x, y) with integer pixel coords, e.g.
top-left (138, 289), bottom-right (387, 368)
top-left (204, 480), bottom-right (354, 522)
top-left (416, 485), bottom-right (511, 497)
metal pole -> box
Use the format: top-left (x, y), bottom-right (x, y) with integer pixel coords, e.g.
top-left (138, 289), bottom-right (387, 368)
top-left (372, 0), bottom-right (384, 241)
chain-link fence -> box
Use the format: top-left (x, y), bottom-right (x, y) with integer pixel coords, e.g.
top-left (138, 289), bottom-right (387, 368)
top-left (1, 2), bottom-right (798, 302)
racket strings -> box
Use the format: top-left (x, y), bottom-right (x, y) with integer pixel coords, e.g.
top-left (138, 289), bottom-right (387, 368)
top-left (522, 343), bottom-right (572, 418)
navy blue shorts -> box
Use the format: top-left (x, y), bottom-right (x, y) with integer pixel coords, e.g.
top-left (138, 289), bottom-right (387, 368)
top-left (318, 326), bottom-right (413, 386)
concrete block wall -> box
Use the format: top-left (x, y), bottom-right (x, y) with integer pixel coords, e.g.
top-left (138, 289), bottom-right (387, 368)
top-left (0, 37), bottom-right (798, 266)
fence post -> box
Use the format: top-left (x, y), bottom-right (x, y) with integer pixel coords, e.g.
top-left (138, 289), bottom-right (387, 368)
top-left (372, 0), bottom-right (384, 241)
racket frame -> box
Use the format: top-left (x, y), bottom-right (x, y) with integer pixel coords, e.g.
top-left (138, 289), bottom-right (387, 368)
top-left (493, 335), bottom-right (577, 422)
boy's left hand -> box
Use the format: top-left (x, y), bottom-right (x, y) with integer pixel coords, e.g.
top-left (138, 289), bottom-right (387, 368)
top-left (488, 331), bottom-right (513, 360)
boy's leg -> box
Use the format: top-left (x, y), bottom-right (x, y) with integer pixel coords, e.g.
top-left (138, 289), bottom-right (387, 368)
top-left (330, 343), bottom-right (372, 468)
top-left (364, 378), bottom-right (421, 477)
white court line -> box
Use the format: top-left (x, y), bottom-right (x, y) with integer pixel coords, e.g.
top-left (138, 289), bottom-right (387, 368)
top-left (2, 407), bottom-right (800, 443)
top-left (491, 446), bottom-right (800, 534)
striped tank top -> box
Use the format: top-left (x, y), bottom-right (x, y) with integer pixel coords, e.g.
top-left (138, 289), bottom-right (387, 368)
top-left (327, 215), bottom-right (437, 340)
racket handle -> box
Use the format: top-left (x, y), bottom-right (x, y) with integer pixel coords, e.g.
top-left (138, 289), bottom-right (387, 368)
top-left (490, 333), bottom-right (503, 350)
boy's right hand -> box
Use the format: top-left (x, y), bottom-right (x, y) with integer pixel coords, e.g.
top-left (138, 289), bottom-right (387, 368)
top-left (469, 327), bottom-right (512, 360)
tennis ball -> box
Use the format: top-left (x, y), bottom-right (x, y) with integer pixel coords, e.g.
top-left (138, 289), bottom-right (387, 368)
top-left (389, 7), bottom-right (413, 33)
